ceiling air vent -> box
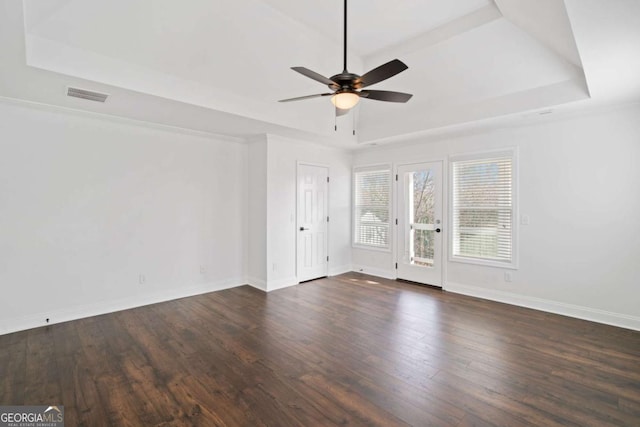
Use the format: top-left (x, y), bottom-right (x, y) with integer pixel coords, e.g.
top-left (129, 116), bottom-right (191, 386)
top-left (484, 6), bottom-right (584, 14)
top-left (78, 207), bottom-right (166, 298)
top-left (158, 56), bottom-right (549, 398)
top-left (66, 87), bottom-right (109, 103)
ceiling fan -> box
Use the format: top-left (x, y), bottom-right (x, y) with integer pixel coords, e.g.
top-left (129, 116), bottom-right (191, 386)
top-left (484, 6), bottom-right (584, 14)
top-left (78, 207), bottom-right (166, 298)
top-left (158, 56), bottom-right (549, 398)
top-left (278, 0), bottom-right (412, 116)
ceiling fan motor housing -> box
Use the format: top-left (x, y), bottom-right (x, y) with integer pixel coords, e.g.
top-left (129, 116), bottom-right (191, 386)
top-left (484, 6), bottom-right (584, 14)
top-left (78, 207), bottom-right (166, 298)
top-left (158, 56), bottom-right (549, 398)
top-left (330, 72), bottom-right (362, 91)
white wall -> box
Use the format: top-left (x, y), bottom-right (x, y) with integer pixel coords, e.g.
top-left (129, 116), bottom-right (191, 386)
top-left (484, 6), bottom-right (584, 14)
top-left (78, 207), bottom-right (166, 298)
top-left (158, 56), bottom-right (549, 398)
top-left (0, 100), bottom-right (247, 334)
top-left (265, 134), bottom-right (352, 290)
top-left (353, 104), bottom-right (640, 330)
top-left (246, 136), bottom-right (267, 290)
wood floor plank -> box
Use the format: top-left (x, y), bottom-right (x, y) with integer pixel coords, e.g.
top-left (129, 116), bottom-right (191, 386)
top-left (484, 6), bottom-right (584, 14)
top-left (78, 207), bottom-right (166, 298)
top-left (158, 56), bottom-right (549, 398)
top-left (1, 272), bottom-right (639, 426)
top-left (0, 328), bottom-right (27, 405)
top-left (23, 326), bottom-right (62, 405)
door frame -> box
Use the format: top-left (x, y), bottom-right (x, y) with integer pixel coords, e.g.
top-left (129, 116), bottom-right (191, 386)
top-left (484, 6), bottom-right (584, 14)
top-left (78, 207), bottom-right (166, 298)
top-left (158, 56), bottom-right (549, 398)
top-left (296, 161), bottom-right (330, 282)
top-left (394, 159), bottom-right (448, 287)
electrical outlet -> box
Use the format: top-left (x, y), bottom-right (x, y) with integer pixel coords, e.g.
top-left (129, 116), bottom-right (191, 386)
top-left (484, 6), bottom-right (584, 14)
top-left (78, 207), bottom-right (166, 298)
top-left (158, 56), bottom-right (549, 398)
top-left (139, 274), bottom-right (146, 284)
top-left (200, 265), bottom-right (206, 274)
top-left (504, 272), bottom-right (513, 282)
top-left (521, 215), bottom-right (530, 225)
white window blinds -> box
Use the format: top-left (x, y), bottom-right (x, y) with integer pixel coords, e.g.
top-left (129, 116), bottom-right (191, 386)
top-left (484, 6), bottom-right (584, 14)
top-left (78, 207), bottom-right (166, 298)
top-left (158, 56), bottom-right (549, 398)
top-left (451, 153), bottom-right (515, 265)
top-left (354, 167), bottom-right (391, 248)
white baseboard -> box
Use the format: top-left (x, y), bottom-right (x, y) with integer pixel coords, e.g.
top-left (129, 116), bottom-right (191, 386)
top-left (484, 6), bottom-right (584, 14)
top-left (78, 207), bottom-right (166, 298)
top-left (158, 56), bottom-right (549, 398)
top-left (351, 264), bottom-right (396, 280)
top-left (246, 276), bottom-right (267, 292)
top-left (247, 276), bottom-right (299, 292)
top-left (329, 265), bottom-right (353, 277)
top-left (0, 278), bottom-right (245, 336)
top-left (445, 282), bottom-right (640, 331)
top-left (267, 276), bottom-right (299, 292)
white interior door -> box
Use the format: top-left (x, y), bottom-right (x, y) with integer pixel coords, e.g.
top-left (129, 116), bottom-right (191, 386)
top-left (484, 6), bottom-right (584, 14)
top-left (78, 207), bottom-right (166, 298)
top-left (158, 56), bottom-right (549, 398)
top-left (297, 164), bottom-right (329, 282)
top-left (397, 162), bottom-right (443, 286)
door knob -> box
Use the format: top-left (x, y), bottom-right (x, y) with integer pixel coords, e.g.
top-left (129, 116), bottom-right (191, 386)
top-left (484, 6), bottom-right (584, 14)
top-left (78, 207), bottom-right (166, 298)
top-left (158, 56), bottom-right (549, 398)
top-left (300, 227), bottom-right (309, 231)
top-left (435, 228), bottom-right (441, 233)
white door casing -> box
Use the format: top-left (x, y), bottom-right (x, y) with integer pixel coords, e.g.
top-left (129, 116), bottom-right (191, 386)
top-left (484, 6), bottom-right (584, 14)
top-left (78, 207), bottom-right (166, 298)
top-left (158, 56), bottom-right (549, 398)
top-left (297, 163), bottom-right (329, 282)
top-left (397, 161), bottom-right (443, 286)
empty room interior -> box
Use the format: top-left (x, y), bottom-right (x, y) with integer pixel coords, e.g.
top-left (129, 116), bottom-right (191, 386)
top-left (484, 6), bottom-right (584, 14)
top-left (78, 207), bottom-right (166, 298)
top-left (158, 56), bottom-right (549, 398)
top-left (1, 0), bottom-right (640, 425)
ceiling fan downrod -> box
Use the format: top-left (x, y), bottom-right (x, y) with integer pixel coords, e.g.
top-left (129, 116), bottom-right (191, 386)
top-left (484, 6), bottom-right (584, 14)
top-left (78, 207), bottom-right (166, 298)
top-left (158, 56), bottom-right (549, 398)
top-left (343, 0), bottom-right (348, 73)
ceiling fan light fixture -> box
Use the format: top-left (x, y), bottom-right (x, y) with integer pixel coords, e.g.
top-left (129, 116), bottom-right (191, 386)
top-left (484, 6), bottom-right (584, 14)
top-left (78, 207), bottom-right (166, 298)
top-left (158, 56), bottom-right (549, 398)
top-left (331, 91), bottom-right (360, 110)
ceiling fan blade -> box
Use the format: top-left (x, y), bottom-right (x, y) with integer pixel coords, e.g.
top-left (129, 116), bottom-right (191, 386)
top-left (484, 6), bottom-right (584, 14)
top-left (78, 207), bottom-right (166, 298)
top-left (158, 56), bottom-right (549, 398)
top-left (360, 90), bottom-right (413, 103)
top-left (357, 59), bottom-right (408, 88)
top-left (279, 93), bottom-right (333, 103)
top-left (291, 67), bottom-right (339, 88)
top-left (336, 107), bottom-right (349, 117)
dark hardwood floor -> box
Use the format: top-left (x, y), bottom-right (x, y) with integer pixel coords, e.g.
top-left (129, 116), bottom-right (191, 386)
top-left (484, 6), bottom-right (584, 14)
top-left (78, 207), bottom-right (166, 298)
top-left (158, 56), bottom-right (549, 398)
top-left (1, 273), bottom-right (639, 426)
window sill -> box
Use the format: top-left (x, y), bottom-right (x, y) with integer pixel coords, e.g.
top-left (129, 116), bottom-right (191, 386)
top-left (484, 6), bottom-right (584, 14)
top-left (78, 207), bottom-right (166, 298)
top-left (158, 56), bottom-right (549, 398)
top-left (449, 255), bottom-right (518, 270)
top-left (352, 244), bottom-right (391, 253)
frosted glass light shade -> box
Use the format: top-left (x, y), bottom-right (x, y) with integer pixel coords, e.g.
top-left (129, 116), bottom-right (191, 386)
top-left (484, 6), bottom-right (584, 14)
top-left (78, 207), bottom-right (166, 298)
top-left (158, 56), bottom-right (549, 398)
top-left (331, 92), bottom-right (360, 109)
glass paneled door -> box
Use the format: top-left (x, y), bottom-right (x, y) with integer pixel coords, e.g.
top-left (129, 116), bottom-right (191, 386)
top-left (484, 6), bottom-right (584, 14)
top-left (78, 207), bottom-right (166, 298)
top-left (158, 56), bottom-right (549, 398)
top-left (397, 162), bottom-right (443, 286)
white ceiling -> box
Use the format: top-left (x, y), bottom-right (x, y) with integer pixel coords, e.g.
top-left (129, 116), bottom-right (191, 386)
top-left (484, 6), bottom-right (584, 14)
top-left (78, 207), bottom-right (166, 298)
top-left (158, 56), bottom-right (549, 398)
top-left (260, 0), bottom-right (493, 57)
top-left (1, 0), bottom-right (638, 148)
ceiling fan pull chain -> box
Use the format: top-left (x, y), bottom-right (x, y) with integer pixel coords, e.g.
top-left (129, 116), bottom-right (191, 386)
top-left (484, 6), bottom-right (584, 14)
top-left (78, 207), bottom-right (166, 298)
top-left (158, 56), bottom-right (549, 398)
top-left (352, 108), bottom-right (356, 136)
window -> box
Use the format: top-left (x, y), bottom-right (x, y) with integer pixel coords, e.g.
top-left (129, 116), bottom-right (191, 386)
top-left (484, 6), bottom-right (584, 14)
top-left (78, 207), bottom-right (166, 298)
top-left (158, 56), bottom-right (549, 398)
top-left (450, 150), bottom-right (516, 267)
top-left (353, 166), bottom-right (391, 249)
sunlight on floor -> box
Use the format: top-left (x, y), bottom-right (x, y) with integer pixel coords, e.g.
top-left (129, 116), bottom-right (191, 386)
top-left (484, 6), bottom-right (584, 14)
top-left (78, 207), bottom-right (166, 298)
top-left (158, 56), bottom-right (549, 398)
top-left (348, 277), bottom-right (381, 285)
